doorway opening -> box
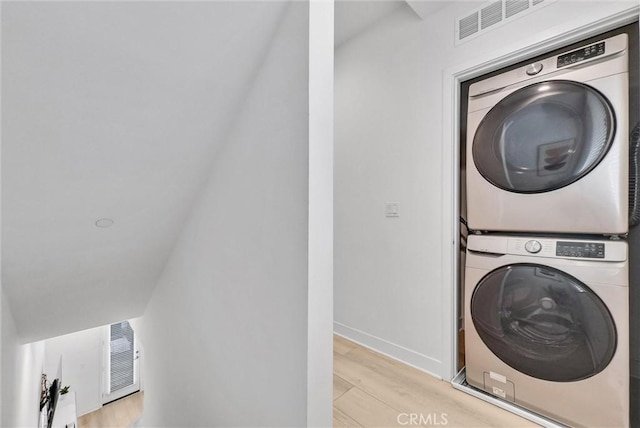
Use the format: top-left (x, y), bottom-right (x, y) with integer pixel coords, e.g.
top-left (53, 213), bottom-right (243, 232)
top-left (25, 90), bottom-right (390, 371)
top-left (103, 320), bottom-right (140, 404)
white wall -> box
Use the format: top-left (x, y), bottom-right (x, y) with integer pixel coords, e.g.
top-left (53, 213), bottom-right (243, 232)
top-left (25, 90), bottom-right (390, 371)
top-left (1, 288), bottom-right (46, 428)
top-left (44, 326), bottom-right (103, 416)
top-left (140, 2), bottom-right (332, 425)
top-left (1, 292), bottom-right (3, 427)
top-left (307, 0), bottom-right (334, 426)
top-left (334, 0), bottom-right (638, 380)
top-left (334, 2), bottom-right (445, 378)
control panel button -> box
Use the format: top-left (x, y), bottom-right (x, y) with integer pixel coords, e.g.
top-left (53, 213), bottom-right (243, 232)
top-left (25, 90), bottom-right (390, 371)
top-left (524, 240), bottom-right (542, 254)
top-left (525, 63), bottom-right (543, 76)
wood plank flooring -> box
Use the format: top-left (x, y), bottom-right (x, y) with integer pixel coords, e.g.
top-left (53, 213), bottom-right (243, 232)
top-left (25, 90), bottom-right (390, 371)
top-left (334, 335), bottom-right (539, 428)
top-left (77, 392), bottom-right (143, 428)
top-left (77, 337), bottom-right (538, 427)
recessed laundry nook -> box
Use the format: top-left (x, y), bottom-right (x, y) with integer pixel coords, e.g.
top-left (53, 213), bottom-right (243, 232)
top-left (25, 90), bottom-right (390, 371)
top-left (455, 19), bottom-right (639, 428)
top-left (1, 1), bottom-right (639, 428)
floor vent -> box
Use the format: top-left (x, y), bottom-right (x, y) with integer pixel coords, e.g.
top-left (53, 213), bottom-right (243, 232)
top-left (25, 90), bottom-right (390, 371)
top-left (456, 0), bottom-right (555, 44)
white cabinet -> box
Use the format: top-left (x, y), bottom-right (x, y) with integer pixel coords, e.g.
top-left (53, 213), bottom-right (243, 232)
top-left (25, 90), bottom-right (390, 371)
top-left (52, 392), bottom-right (77, 428)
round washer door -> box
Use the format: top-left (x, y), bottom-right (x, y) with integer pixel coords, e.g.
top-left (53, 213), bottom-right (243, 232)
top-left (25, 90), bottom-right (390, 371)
top-left (472, 80), bottom-right (615, 193)
top-left (471, 263), bottom-right (616, 382)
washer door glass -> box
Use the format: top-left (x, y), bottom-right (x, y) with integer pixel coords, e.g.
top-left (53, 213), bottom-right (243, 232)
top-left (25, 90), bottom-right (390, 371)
top-left (471, 263), bottom-right (616, 382)
top-left (472, 80), bottom-right (615, 193)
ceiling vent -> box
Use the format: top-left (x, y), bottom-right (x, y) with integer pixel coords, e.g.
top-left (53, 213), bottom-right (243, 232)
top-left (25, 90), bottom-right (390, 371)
top-left (505, 0), bottom-right (529, 18)
top-left (481, 1), bottom-right (502, 30)
top-left (459, 12), bottom-right (479, 40)
top-left (456, 0), bottom-right (555, 44)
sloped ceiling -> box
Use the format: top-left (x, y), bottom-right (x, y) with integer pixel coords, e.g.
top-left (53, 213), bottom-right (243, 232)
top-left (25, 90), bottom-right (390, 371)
top-left (405, 0), bottom-right (449, 20)
top-left (334, 0), bottom-right (450, 47)
top-left (2, 1), bottom-right (287, 343)
top-left (335, 0), bottom-right (408, 46)
top-left (3, 0), bottom-right (450, 344)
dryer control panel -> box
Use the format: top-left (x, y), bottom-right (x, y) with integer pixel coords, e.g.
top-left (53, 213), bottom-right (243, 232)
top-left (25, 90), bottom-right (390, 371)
top-left (557, 41), bottom-right (605, 68)
top-left (556, 241), bottom-right (605, 258)
top-left (468, 33), bottom-right (627, 99)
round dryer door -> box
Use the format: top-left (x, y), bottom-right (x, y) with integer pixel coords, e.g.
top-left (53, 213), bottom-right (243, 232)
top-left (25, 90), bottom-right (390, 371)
top-left (471, 263), bottom-right (616, 382)
top-left (473, 80), bottom-right (615, 193)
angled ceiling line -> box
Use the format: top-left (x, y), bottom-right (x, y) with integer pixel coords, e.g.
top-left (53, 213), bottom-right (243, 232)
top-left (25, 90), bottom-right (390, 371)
top-left (141, 2), bottom-right (292, 309)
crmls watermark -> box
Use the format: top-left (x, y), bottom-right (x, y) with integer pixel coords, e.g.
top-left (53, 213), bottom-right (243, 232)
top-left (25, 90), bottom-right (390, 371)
top-left (397, 412), bottom-right (449, 426)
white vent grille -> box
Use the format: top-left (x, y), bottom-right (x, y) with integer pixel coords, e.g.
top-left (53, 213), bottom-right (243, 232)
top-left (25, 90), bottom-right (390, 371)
top-left (505, 0), bottom-right (529, 18)
top-left (459, 12), bottom-right (479, 40)
top-left (456, 0), bottom-right (555, 44)
top-left (481, 1), bottom-right (502, 29)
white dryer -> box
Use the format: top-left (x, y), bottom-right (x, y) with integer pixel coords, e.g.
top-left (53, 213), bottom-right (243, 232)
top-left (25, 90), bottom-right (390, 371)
top-left (464, 234), bottom-right (629, 427)
top-left (466, 33), bottom-right (629, 234)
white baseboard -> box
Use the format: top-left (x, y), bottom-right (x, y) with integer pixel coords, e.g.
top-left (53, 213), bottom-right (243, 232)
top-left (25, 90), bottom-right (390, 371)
top-left (77, 403), bottom-right (102, 418)
top-left (334, 322), bottom-right (443, 380)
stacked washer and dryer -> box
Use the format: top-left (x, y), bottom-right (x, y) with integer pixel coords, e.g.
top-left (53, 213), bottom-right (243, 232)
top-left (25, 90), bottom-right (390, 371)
top-left (464, 33), bottom-right (631, 427)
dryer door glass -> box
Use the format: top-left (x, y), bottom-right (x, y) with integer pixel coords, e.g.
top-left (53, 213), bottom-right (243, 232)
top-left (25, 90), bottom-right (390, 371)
top-left (471, 263), bottom-right (616, 382)
top-left (472, 80), bottom-right (615, 193)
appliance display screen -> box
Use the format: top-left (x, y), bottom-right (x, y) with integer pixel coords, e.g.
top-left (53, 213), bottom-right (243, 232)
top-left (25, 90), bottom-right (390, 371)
top-left (556, 241), bottom-right (605, 258)
top-left (557, 41), bottom-right (605, 67)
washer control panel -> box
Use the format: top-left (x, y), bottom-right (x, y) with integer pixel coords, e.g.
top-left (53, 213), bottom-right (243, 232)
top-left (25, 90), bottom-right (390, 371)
top-left (557, 41), bottom-right (605, 68)
top-left (556, 241), bottom-right (605, 259)
top-left (468, 235), bottom-right (626, 262)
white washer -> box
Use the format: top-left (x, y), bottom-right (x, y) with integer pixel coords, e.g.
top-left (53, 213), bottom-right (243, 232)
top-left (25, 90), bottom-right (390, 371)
top-left (464, 234), bottom-right (629, 427)
top-left (466, 33), bottom-right (629, 234)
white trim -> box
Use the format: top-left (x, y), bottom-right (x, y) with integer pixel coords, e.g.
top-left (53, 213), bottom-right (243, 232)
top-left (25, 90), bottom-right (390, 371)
top-left (441, 5), bottom-right (640, 382)
top-left (76, 403), bottom-right (102, 419)
top-left (334, 322), bottom-right (443, 379)
top-left (103, 326), bottom-right (110, 397)
top-left (440, 67), bottom-right (459, 383)
top-left (307, 1), bottom-right (334, 427)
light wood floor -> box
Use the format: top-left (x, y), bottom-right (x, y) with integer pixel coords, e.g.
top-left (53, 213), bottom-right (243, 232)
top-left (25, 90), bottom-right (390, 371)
top-left (77, 391), bottom-right (143, 428)
top-left (77, 338), bottom-right (538, 427)
top-left (334, 335), bottom-right (540, 427)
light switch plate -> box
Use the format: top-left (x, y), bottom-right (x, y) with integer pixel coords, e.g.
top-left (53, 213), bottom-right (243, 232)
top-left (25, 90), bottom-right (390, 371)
top-left (385, 202), bottom-right (399, 217)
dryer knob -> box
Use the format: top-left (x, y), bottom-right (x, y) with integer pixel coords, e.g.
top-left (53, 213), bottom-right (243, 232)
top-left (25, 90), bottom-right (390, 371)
top-left (525, 240), bottom-right (542, 254)
top-left (525, 63), bottom-right (544, 76)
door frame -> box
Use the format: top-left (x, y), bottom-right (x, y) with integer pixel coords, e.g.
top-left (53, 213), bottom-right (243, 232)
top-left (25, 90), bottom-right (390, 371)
top-left (441, 6), bottom-right (640, 382)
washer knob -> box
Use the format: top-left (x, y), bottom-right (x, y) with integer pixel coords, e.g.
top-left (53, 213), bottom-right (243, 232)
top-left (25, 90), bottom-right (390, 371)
top-left (525, 240), bottom-right (542, 254)
top-left (525, 62), bottom-right (544, 76)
